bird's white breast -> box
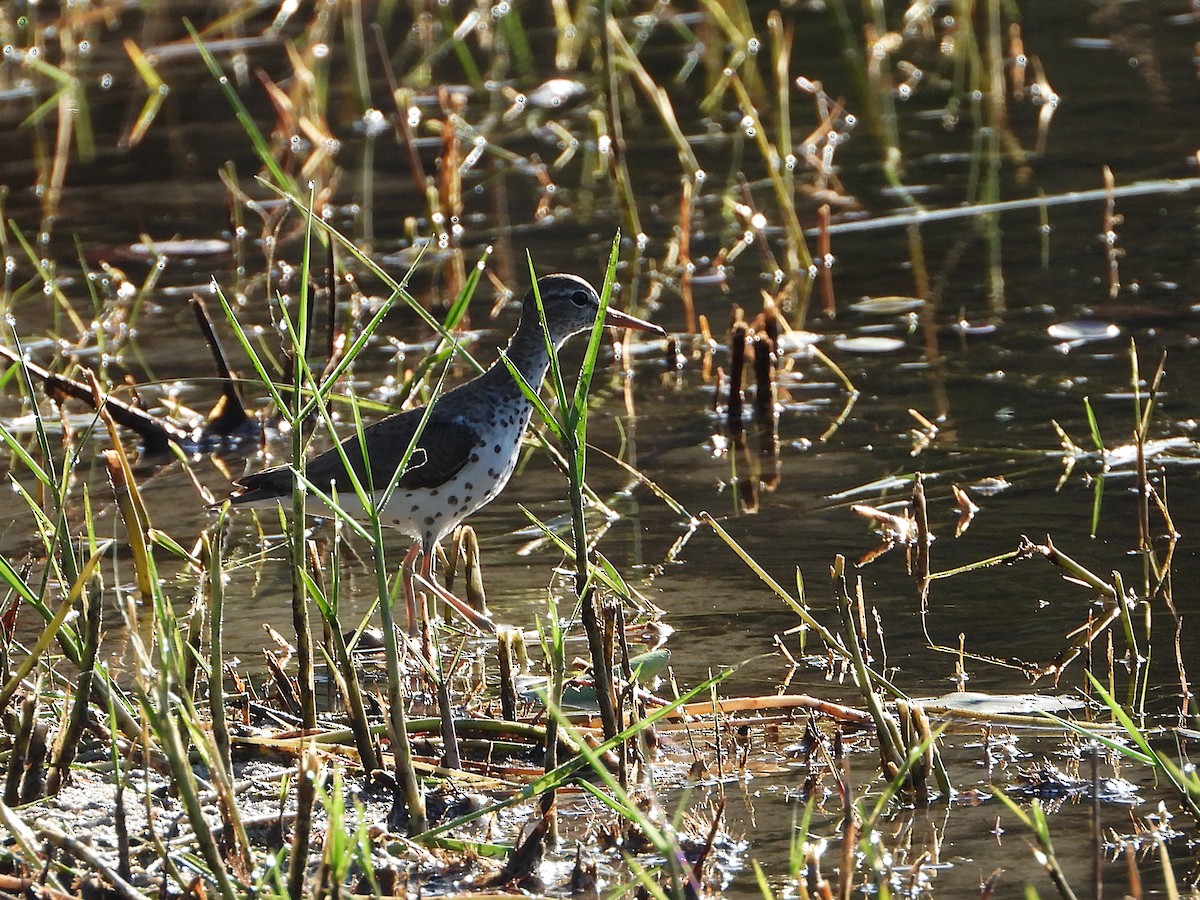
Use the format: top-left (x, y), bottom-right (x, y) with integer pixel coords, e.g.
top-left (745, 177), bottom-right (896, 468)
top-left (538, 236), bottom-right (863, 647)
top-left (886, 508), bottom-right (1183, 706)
top-left (380, 398), bottom-right (534, 543)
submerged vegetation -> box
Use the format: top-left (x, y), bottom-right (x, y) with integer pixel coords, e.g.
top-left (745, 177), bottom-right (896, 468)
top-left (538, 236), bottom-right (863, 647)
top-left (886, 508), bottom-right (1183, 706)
top-left (2, 0), bottom-right (1200, 897)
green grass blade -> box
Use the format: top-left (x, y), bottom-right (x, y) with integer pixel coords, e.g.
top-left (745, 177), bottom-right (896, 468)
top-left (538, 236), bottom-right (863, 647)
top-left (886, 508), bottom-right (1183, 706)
top-left (525, 254), bottom-right (571, 419)
top-left (212, 280), bottom-right (291, 419)
top-left (185, 20), bottom-right (295, 195)
top-left (0, 420), bottom-right (52, 489)
top-left (569, 232), bottom-right (621, 438)
top-left (497, 349), bottom-right (562, 439)
top-left (1082, 395), bottom-right (1104, 452)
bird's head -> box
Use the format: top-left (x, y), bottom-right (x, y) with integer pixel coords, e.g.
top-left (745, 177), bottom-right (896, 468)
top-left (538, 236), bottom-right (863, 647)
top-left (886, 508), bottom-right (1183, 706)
top-left (521, 274), bottom-right (665, 347)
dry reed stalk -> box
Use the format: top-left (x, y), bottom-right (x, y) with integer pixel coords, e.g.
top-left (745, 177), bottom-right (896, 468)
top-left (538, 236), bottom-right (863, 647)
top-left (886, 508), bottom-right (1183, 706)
top-left (817, 204), bottom-right (835, 317)
top-left (1103, 165), bottom-right (1123, 300)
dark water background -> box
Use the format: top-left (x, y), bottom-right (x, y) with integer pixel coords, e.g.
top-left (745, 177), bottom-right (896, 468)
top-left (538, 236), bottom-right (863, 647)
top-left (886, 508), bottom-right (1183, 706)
top-left (3, 0), bottom-right (1200, 894)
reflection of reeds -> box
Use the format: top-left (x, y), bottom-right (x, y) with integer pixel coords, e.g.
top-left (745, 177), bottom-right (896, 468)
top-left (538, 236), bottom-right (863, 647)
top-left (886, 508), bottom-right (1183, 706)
top-left (726, 314), bottom-right (747, 430)
top-left (721, 297), bottom-right (788, 512)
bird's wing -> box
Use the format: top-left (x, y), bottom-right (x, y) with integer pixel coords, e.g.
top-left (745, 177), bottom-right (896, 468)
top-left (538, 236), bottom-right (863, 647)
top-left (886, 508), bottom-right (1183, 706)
top-left (232, 414), bottom-right (479, 504)
top-left (365, 414), bottom-right (478, 490)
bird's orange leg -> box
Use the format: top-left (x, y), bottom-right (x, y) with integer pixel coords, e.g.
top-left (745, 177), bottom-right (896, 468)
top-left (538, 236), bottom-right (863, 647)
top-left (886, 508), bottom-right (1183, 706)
top-left (400, 541), bottom-right (422, 635)
top-left (414, 543), bottom-right (496, 635)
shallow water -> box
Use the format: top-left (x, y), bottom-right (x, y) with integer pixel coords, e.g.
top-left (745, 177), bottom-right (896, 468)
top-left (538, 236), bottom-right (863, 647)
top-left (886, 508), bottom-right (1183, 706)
top-left (3, 0), bottom-right (1200, 894)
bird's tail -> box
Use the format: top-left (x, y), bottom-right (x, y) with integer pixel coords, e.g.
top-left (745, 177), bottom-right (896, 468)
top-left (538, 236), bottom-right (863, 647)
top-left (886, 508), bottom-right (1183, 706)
top-left (229, 465), bottom-right (293, 507)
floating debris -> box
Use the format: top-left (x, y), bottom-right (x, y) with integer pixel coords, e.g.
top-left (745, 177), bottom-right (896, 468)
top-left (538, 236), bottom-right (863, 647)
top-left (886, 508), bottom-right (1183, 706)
top-left (953, 319), bottom-right (998, 336)
top-left (848, 296), bottom-right (925, 315)
top-left (970, 476), bottom-right (1011, 496)
top-left (833, 335), bottom-right (906, 354)
top-left (1047, 320), bottom-right (1120, 342)
top-left (526, 78), bottom-right (588, 110)
top-left (851, 502), bottom-right (927, 567)
top-left (919, 691), bottom-right (1085, 716)
top-left (952, 484), bottom-right (980, 536)
top-left (775, 330), bottom-right (822, 353)
top-left (127, 238), bottom-right (231, 257)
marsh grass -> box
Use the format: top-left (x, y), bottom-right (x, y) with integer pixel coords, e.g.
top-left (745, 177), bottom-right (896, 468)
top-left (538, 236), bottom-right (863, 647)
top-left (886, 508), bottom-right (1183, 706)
top-left (0, 191), bottom-right (738, 890)
top-left (2, 1), bottom-right (1200, 897)
top-left (211, 199), bottom-right (722, 885)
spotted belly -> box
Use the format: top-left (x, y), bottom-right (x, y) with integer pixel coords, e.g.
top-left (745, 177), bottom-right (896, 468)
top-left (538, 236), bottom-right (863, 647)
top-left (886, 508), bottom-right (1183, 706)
top-left (380, 402), bottom-right (533, 544)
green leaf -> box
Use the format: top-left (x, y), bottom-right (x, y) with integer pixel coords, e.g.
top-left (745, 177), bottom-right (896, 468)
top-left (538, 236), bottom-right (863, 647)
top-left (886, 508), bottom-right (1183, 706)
top-left (569, 232), bottom-right (621, 436)
top-left (213, 281), bottom-right (291, 420)
top-left (1082, 395), bottom-right (1104, 452)
top-left (185, 19), bottom-right (295, 196)
top-left (526, 254), bottom-right (571, 421)
top-left (497, 349), bottom-right (562, 440)
top-left (0, 420), bottom-right (51, 489)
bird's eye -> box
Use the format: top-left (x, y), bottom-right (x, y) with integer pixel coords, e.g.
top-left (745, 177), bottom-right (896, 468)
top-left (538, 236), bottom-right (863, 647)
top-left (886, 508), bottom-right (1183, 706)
top-left (570, 289), bottom-right (590, 307)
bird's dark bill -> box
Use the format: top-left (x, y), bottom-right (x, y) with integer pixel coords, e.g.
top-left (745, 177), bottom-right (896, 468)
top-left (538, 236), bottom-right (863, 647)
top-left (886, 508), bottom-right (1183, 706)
top-left (604, 307), bottom-right (666, 336)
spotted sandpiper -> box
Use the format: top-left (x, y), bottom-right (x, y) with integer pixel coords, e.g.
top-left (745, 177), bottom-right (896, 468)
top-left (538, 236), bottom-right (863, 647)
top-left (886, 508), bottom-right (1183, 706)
top-left (229, 274), bottom-right (665, 633)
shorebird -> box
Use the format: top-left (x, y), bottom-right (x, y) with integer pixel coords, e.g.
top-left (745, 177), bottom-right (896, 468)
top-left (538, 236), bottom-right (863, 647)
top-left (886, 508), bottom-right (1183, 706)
top-left (229, 274), bottom-right (665, 634)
